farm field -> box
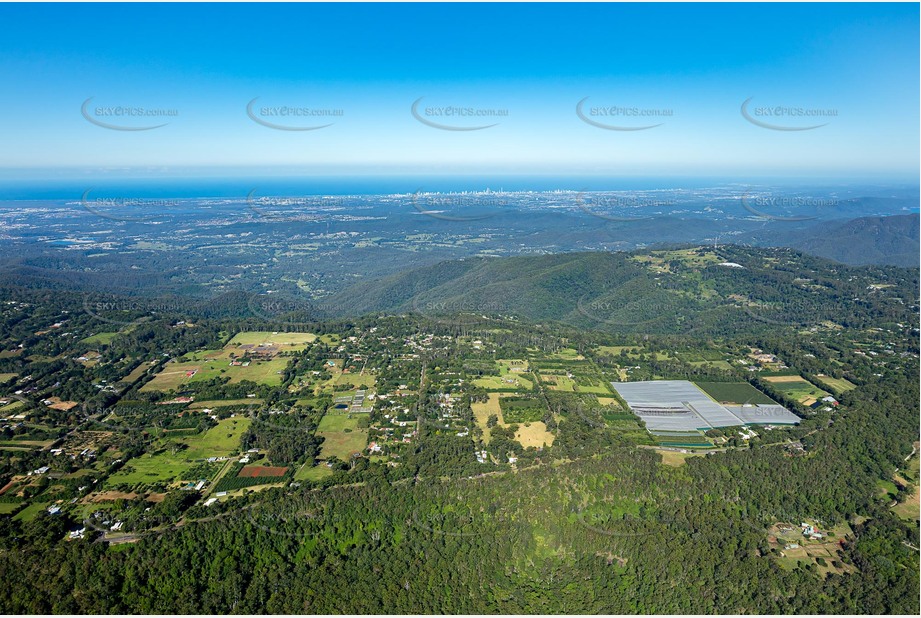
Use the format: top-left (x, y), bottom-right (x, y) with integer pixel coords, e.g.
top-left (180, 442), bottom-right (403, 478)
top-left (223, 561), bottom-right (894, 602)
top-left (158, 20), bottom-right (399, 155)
top-left (105, 418), bottom-right (249, 487)
top-left (188, 399), bottom-right (264, 409)
top-left (118, 362), bottom-right (154, 385)
top-left (318, 429), bottom-right (368, 461)
top-left (499, 396), bottom-right (546, 424)
top-left (473, 375), bottom-right (532, 391)
top-left (689, 360), bottom-right (734, 370)
top-left (498, 359), bottom-right (529, 373)
top-left (312, 360), bottom-right (376, 393)
top-left (571, 376), bottom-right (613, 394)
top-left (540, 374), bottom-right (575, 391)
top-left (471, 393), bottom-right (552, 447)
top-left (238, 465), bottom-right (287, 477)
top-left (814, 375), bottom-right (857, 394)
top-left (652, 432), bottom-right (714, 449)
top-left (317, 411), bottom-right (368, 460)
top-left (695, 382), bottom-right (777, 405)
top-left (770, 522), bottom-right (855, 577)
top-left (761, 375), bottom-right (831, 405)
top-left (0, 373), bottom-right (19, 384)
top-left (140, 330), bottom-right (322, 392)
top-left (141, 356), bottom-right (289, 391)
top-left (467, 359), bottom-right (532, 391)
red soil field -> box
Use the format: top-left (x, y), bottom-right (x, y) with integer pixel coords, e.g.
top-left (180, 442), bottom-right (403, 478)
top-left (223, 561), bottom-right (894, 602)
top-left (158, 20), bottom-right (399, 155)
top-left (237, 465), bottom-right (287, 478)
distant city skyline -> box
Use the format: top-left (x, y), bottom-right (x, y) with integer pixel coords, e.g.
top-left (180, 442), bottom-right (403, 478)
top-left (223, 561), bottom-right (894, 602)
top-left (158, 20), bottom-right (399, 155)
top-left (0, 2), bottom-right (918, 180)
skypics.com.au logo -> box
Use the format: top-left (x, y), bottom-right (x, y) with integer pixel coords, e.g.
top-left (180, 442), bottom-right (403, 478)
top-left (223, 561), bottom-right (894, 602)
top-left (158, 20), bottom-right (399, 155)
top-left (81, 97), bottom-right (178, 131)
top-left (411, 97), bottom-right (508, 131)
top-left (576, 97), bottom-right (673, 131)
top-left (246, 97), bottom-right (343, 131)
top-left (80, 189), bottom-right (182, 222)
top-left (741, 97), bottom-right (837, 131)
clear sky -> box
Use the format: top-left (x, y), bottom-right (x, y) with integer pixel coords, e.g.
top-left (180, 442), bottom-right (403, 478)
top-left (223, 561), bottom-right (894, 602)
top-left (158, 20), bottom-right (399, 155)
top-left (0, 2), bottom-right (918, 181)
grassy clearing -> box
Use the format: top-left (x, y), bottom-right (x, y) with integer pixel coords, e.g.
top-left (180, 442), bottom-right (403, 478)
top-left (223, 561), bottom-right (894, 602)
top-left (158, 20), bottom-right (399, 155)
top-left (0, 373), bottom-right (18, 384)
top-left (318, 430), bottom-right (368, 461)
top-left (813, 375), bottom-right (857, 394)
top-left (472, 393), bottom-right (502, 444)
top-left (338, 372), bottom-right (376, 389)
top-left (0, 439), bottom-right (53, 449)
top-left (632, 249), bottom-right (721, 273)
top-left (892, 485), bottom-right (920, 521)
top-left (515, 422), bottom-right (554, 448)
top-left (105, 452), bottom-right (194, 487)
top-left (177, 417), bottom-right (251, 459)
top-left (0, 400), bottom-right (25, 414)
top-left (13, 502), bottom-right (50, 522)
top-left (226, 331), bottom-right (317, 346)
top-left (498, 359), bottom-right (529, 372)
top-left (657, 449), bottom-right (703, 467)
top-left (317, 414), bottom-right (360, 433)
top-left (81, 332), bottom-right (119, 345)
top-left (294, 463), bottom-right (334, 482)
top-left (596, 345), bottom-right (641, 356)
top-left (549, 347), bottom-right (584, 360)
top-left (316, 408), bottom-right (368, 460)
top-left (0, 501), bottom-right (21, 514)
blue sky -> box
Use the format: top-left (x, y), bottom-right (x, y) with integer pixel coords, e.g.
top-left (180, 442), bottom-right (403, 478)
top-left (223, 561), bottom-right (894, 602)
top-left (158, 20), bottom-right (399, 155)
top-left (0, 2), bottom-right (917, 181)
